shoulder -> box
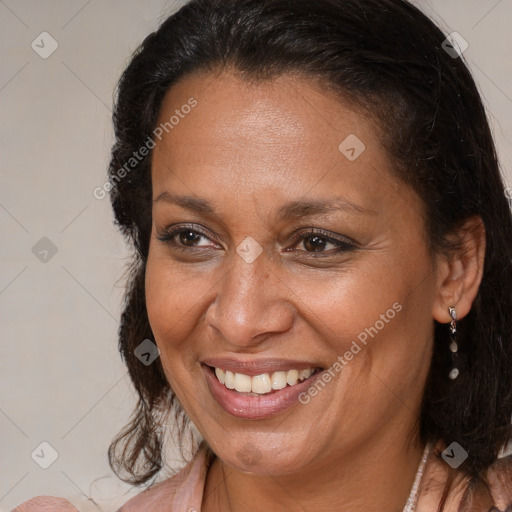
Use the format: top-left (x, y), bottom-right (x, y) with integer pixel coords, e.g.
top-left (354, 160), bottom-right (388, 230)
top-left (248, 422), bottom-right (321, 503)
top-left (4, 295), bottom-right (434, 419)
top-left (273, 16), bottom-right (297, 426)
top-left (11, 496), bottom-right (79, 511)
top-left (484, 453), bottom-right (512, 510)
top-left (11, 443), bottom-right (214, 512)
top-left (117, 441), bottom-right (214, 512)
top-left (418, 444), bottom-right (512, 512)
top-left (451, 453), bottom-right (512, 511)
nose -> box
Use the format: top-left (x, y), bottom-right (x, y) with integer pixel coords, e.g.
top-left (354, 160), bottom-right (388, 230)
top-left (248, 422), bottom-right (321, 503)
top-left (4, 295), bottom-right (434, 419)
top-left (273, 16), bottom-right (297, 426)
top-left (205, 251), bottom-right (294, 349)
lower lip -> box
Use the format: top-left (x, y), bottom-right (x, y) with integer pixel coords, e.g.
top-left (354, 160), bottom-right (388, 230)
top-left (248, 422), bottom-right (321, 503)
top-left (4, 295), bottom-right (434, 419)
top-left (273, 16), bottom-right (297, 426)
top-left (202, 365), bottom-right (324, 420)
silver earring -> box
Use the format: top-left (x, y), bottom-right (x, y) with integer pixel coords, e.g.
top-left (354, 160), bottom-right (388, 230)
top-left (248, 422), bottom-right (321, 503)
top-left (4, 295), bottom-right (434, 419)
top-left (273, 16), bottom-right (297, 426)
top-left (448, 306), bottom-right (459, 380)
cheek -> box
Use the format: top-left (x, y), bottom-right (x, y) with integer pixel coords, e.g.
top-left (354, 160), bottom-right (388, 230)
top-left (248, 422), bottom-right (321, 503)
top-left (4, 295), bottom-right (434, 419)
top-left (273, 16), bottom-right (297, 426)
top-left (145, 262), bottom-right (177, 340)
top-left (146, 252), bottom-right (192, 324)
top-left (298, 248), bottom-right (434, 371)
top-left (144, 259), bottom-right (197, 399)
top-left (329, 251), bottom-right (436, 402)
top-left (145, 257), bottom-right (189, 348)
top-left (144, 254), bottom-right (217, 364)
top-left (284, 259), bottom-right (406, 344)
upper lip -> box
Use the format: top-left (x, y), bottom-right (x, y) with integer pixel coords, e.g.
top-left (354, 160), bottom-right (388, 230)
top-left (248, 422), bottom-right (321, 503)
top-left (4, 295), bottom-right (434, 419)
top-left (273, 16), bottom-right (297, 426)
top-left (202, 357), bottom-right (322, 376)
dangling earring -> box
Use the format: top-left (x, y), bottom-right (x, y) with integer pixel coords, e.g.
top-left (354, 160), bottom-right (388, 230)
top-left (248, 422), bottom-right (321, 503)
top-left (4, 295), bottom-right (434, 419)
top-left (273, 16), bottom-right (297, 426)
top-left (448, 306), bottom-right (459, 380)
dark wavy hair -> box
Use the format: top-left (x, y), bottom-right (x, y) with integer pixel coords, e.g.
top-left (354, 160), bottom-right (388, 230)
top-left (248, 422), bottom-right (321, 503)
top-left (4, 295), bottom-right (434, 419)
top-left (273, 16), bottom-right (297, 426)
top-left (107, 0), bottom-right (512, 504)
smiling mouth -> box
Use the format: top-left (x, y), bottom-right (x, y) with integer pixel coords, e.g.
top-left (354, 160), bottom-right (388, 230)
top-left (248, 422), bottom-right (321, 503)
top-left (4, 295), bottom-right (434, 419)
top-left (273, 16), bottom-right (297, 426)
top-left (207, 365), bottom-right (323, 395)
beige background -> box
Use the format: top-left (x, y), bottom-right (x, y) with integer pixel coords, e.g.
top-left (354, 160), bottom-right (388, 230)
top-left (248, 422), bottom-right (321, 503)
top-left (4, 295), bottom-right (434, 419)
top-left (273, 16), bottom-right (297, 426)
top-left (1, 1), bottom-right (511, 510)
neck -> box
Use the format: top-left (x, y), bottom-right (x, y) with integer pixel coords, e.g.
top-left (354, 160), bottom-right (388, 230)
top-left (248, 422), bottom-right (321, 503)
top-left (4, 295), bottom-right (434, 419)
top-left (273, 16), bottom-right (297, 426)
top-left (203, 431), bottom-right (426, 512)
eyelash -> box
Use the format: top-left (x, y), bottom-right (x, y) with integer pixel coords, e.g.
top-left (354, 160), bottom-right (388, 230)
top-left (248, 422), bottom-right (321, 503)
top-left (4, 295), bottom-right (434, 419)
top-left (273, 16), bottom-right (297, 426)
top-left (156, 224), bottom-right (356, 256)
top-left (288, 228), bottom-right (356, 255)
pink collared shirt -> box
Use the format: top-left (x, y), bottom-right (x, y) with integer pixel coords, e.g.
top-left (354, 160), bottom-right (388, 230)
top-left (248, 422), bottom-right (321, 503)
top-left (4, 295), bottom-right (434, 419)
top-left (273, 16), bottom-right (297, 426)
top-left (12, 443), bottom-right (213, 512)
top-left (12, 443), bottom-right (512, 511)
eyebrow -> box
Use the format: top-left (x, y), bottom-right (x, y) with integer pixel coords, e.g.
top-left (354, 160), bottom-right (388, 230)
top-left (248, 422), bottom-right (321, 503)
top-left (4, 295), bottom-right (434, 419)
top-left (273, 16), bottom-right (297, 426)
top-left (153, 191), bottom-right (376, 220)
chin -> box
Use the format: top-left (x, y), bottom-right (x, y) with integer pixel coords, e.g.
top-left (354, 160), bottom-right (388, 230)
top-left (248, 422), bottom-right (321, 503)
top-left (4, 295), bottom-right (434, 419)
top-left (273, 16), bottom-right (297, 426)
top-left (205, 429), bottom-right (318, 475)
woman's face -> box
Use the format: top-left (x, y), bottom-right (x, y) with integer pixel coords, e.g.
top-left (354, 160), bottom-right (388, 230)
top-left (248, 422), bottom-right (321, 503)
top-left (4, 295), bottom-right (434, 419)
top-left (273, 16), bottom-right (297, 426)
top-left (146, 70), bottom-right (440, 475)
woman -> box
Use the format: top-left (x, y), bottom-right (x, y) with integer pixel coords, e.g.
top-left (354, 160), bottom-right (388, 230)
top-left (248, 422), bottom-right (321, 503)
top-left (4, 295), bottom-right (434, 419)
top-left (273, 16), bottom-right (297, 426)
top-left (14, 0), bottom-right (512, 510)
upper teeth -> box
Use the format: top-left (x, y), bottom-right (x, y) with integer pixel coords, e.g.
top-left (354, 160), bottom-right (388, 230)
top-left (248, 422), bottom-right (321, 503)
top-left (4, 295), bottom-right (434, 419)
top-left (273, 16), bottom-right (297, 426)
top-left (214, 368), bottom-right (315, 394)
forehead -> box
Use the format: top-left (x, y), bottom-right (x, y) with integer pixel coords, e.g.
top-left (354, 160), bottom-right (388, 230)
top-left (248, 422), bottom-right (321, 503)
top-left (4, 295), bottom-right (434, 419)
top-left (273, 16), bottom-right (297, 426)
top-left (150, 70), bottom-right (415, 220)
top-left (154, 69), bottom-right (378, 160)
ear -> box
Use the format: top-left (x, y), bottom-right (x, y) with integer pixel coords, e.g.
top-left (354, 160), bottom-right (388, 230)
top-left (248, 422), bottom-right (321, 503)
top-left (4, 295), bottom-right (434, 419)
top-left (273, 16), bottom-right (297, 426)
top-left (432, 216), bottom-right (486, 324)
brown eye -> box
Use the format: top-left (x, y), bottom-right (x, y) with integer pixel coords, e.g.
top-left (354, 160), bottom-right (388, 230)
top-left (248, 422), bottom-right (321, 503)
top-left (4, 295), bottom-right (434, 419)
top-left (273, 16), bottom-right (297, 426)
top-left (178, 230), bottom-right (202, 246)
top-left (285, 228), bottom-right (356, 257)
top-left (303, 235), bottom-right (328, 252)
top-left (156, 225), bottom-right (219, 250)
